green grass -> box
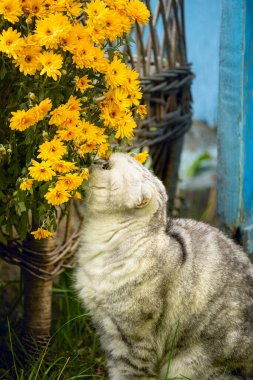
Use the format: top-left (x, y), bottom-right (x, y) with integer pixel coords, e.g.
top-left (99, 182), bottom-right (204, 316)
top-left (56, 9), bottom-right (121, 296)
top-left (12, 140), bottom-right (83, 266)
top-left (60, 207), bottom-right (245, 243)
top-left (0, 270), bottom-right (108, 380)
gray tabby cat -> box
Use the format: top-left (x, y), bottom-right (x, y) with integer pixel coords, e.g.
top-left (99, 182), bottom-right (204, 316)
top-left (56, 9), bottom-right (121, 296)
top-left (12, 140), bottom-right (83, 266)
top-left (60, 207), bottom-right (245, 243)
top-left (75, 152), bottom-right (253, 380)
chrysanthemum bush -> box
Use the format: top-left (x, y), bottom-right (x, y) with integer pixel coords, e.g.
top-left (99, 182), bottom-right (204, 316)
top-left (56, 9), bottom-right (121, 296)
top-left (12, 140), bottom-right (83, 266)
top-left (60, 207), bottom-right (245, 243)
top-left (0, 0), bottom-right (149, 241)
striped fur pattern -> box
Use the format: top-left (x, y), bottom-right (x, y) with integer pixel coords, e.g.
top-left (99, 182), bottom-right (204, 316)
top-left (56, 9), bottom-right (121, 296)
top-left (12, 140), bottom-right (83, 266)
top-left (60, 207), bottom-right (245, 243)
top-left (75, 153), bottom-right (253, 380)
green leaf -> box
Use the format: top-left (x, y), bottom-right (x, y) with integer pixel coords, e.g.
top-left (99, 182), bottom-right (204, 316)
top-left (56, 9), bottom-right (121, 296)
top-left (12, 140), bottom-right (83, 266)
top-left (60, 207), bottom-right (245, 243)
top-left (0, 63), bottom-right (7, 80)
top-left (0, 230), bottom-right (7, 245)
top-left (18, 212), bottom-right (29, 240)
top-left (186, 152), bottom-right (212, 178)
top-left (17, 201), bottom-right (26, 213)
top-left (39, 182), bottom-right (50, 197)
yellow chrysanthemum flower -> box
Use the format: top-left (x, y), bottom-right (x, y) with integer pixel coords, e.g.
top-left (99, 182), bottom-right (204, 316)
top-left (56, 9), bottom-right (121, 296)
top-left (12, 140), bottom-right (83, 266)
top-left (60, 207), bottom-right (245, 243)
top-left (14, 35), bottom-right (42, 76)
top-left (136, 104), bottom-right (147, 115)
top-left (100, 103), bottom-right (124, 128)
top-left (37, 139), bottom-right (67, 161)
top-left (56, 173), bottom-right (83, 191)
top-left (115, 114), bottom-right (136, 139)
top-left (35, 13), bottom-right (72, 49)
top-left (28, 160), bottom-right (56, 181)
top-left (91, 48), bottom-right (109, 73)
top-left (77, 123), bottom-right (96, 143)
top-left (78, 142), bottom-right (97, 156)
top-left (22, 0), bottom-right (48, 18)
top-left (122, 67), bottom-right (140, 94)
top-left (59, 32), bottom-right (77, 53)
top-left (57, 127), bottom-right (80, 141)
top-left (45, 0), bottom-right (65, 13)
top-left (44, 185), bottom-right (71, 205)
top-left (84, 0), bottom-right (107, 20)
top-left (74, 191), bottom-right (82, 199)
top-left (102, 9), bottom-right (128, 41)
top-left (20, 179), bottom-right (33, 191)
top-left (77, 121), bottom-right (107, 145)
top-left (72, 40), bottom-right (97, 69)
top-left (31, 227), bottom-right (54, 240)
top-left (49, 104), bottom-right (68, 126)
top-left (50, 108), bottom-right (80, 129)
top-left (80, 168), bottom-right (90, 180)
top-left (50, 160), bottom-right (77, 174)
top-left (105, 88), bottom-right (132, 110)
top-left (75, 75), bottom-right (94, 93)
top-left (38, 51), bottom-right (63, 81)
top-left (129, 86), bottom-right (142, 106)
top-left (104, 0), bottom-right (128, 10)
top-left (67, 95), bottom-right (82, 111)
top-left (134, 151), bottom-right (149, 164)
top-left (61, 110), bottom-right (80, 130)
top-left (35, 98), bottom-right (53, 121)
top-left (9, 109), bottom-right (37, 131)
top-left (65, 0), bottom-right (83, 17)
top-left (136, 104), bottom-right (147, 119)
top-left (106, 57), bottom-right (128, 87)
top-left (117, 12), bottom-right (132, 34)
top-left (86, 23), bottom-right (105, 45)
top-left (49, 97), bottom-right (81, 127)
top-left (0, 0), bottom-right (23, 24)
top-left (0, 27), bottom-right (22, 59)
top-left (127, 0), bottom-right (150, 25)
top-left (24, 98), bottom-right (52, 124)
top-left (97, 143), bottom-right (111, 159)
top-left (71, 22), bottom-right (91, 44)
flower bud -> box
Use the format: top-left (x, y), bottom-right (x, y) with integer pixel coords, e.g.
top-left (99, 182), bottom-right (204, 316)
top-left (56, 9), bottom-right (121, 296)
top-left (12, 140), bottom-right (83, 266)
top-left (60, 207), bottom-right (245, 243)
top-left (29, 92), bottom-right (36, 100)
top-left (26, 17), bottom-right (33, 25)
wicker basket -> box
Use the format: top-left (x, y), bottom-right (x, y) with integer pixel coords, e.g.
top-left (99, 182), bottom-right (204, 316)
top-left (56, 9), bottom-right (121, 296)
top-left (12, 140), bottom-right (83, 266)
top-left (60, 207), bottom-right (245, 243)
top-left (0, 0), bottom-right (193, 350)
top-left (126, 0), bottom-right (193, 212)
top-left (0, 202), bottom-right (82, 349)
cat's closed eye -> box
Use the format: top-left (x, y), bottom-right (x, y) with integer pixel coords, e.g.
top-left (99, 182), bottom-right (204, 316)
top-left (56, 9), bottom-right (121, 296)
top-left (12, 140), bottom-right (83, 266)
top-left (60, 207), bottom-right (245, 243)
top-left (102, 162), bottom-right (111, 170)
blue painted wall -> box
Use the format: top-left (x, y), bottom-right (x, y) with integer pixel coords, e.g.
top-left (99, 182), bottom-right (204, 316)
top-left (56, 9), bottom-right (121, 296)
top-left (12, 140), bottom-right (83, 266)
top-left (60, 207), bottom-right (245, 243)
top-left (185, 0), bottom-right (221, 126)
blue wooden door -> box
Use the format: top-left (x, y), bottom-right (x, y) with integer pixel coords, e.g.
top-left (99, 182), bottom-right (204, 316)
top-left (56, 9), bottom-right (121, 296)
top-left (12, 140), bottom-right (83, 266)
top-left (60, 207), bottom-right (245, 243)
top-left (217, 0), bottom-right (253, 254)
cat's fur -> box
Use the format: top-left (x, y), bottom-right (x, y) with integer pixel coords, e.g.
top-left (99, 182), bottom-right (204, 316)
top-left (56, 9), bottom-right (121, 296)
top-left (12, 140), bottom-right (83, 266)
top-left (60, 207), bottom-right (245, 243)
top-left (75, 153), bottom-right (253, 380)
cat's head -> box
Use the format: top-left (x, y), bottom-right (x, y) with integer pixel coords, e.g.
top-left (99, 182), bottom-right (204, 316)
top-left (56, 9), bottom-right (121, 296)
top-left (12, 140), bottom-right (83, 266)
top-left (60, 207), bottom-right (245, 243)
top-left (86, 152), bottom-right (167, 219)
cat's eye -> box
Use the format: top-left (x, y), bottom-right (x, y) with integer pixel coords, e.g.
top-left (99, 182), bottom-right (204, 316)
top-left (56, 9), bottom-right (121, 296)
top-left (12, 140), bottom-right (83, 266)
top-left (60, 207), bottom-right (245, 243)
top-left (102, 162), bottom-right (111, 170)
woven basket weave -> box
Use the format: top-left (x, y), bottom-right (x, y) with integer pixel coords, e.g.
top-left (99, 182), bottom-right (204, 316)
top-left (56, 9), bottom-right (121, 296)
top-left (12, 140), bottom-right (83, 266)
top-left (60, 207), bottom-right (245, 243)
top-left (0, 0), bottom-right (193, 350)
top-left (126, 0), bottom-right (193, 212)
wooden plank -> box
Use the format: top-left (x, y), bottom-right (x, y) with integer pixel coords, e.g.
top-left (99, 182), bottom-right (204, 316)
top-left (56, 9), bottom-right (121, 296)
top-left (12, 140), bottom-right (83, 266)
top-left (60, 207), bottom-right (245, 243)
top-left (241, 0), bottom-right (253, 253)
top-left (217, 0), bottom-right (253, 253)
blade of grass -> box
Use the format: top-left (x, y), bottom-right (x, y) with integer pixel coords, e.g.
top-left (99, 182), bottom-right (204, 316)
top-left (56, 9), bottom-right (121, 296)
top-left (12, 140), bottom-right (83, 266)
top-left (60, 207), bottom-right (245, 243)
top-left (56, 356), bottom-right (70, 380)
top-left (7, 319), bottom-right (18, 379)
top-left (33, 340), bottom-right (50, 380)
top-left (44, 357), bottom-right (68, 376)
